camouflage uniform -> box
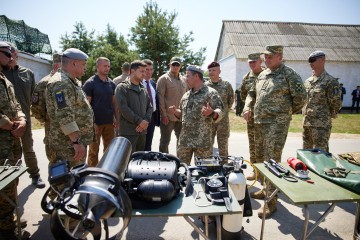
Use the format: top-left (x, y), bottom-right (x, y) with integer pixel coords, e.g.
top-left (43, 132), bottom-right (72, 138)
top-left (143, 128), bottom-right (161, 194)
top-left (0, 73), bottom-right (25, 231)
top-left (31, 70), bottom-right (57, 160)
top-left (177, 85), bottom-right (224, 164)
top-left (240, 69), bottom-right (263, 164)
top-left (244, 63), bottom-right (306, 165)
top-left (234, 89), bottom-right (243, 116)
top-left (45, 71), bottom-right (94, 167)
top-left (244, 62), bottom-right (306, 210)
top-left (205, 78), bottom-right (233, 157)
top-left (3, 65), bottom-right (40, 178)
top-left (303, 71), bottom-right (341, 152)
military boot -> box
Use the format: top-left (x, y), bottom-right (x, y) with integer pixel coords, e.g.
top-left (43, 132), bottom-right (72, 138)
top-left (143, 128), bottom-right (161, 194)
top-left (31, 174), bottom-right (45, 189)
top-left (258, 199), bottom-right (277, 219)
top-left (250, 189), bottom-right (266, 199)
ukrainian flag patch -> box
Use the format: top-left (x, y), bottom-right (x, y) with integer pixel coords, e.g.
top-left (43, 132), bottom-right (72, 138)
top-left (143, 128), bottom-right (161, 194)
top-left (55, 91), bottom-right (67, 108)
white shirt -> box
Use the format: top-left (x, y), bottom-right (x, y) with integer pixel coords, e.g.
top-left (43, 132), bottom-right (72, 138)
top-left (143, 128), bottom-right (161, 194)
top-left (142, 79), bottom-right (156, 112)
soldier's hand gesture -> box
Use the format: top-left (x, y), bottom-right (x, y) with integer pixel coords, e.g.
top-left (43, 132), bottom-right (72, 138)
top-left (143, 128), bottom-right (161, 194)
top-left (201, 102), bottom-right (213, 116)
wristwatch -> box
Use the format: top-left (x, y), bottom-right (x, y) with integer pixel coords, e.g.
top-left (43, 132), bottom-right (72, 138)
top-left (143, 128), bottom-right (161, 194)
top-left (72, 137), bottom-right (81, 145)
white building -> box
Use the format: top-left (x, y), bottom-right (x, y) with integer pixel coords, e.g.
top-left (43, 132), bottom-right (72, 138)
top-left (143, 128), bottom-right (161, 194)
top-left (215, 20), bottom-right (360, 107)
top-left (17, 52), bottom-right (52, 83)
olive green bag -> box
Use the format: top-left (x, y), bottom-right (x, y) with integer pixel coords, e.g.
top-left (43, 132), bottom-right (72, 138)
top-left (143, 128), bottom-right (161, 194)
top-left (297, 149), bottom-right (360, 194)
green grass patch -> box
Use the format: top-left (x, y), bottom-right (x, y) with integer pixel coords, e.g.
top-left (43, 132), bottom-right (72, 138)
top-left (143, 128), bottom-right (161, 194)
top-left (229, 112), bottom-right (360, 134)
top-left (32, 112), bottom-right (360, 134)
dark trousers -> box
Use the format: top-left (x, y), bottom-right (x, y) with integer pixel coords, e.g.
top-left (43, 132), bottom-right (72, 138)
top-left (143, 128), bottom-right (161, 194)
top-left (144, 113), bottom-right (156, 151)
top-left (351, 99), bottom-right (360, 113)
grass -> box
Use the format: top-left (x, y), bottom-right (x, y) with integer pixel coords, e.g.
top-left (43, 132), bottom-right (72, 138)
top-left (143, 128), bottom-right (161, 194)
top-left (32, 112), bottom-right (360, 134)
top-left (229, 112), bottom-right (360, 134)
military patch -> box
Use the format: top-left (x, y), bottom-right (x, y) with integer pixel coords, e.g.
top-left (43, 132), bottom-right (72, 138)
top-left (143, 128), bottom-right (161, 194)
top-left (31, 92), bottom-right (39, 105)
top-left (55, 91), bottom-right (67, 108)
top-left (333, 86), bottom-right (339, 95)
top-left (295, 82), bottom-right (304, 92)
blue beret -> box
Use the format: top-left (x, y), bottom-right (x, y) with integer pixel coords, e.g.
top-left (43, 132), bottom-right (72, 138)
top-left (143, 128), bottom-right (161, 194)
top-left (62, 48), bottom-right (88, 60)
top-left (187, 65), bottom-right (204, 75)
top-left (308, 50), bottom-right (325, 60)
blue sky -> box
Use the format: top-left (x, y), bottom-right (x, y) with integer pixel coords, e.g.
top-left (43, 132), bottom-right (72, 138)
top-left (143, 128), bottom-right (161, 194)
top-left (2, 0), bottom-right (360, 68)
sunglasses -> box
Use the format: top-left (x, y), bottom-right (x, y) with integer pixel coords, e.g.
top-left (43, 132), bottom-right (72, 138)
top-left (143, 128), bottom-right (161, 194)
top-left (171, 63), bottom-right (180, 67)
top-left (0, 50), bottom-right (12, 58)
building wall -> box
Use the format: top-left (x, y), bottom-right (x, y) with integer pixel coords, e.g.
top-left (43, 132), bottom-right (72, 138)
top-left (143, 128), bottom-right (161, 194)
top-left (17, 52), bottom-right (51, 83)
top-left (218, 57), bottom-right (360, 107)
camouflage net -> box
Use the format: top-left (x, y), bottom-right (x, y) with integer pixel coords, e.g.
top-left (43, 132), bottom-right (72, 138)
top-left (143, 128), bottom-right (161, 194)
top-left (0, 15), bottom-right (52, 55)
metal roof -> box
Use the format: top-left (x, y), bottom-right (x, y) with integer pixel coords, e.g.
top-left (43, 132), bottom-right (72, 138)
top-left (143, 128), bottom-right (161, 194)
top-left (215, 20), bottom-right (360, 62)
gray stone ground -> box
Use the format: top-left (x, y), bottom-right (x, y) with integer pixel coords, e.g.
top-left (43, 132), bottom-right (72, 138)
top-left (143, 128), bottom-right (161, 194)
top-left (17, 128), bottom-right (360, 239)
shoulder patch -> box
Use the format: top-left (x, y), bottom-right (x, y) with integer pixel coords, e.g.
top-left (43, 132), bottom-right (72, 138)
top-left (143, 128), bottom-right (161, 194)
top-left (55, 91), bottom-right (67, 109)
top-left (333, 86), bottom-right (339, 95)
top-left (295, 81), bottom-right (304, 93)
top-left (31, 92), bottom-right (39, 105)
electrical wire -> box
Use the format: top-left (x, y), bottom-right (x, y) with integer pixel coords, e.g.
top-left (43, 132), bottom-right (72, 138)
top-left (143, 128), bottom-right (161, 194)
top-left (242, 159), bottom-right (258, 188)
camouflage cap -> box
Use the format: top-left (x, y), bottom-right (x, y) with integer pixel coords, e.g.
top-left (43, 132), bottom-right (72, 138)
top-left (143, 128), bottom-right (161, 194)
top-left (248, 53), bottom-right (262, 62)
top-left (207, 61), bottom-right (220, 69)
top-left (263, 45), bottom-right (283, 55)
top-left (6, 42), bottom-right (17, 52)
top-left (0, 41), bottom-right (11, 50)
top-left (122, 62), bottom-right (130, 70)
top-left (0, 41), bottom-right (11, 56)
top-left (170, 57), bottom-right (181, 64)
top-left (187, 65), bottom-right (204, 75)
top-left (62, 48), bottom-right (88, 60)
top-left (52, 53), bottom-right (61, 63)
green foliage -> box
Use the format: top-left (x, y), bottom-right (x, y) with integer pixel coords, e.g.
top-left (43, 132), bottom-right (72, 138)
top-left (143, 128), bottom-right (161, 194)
top-left (58, 2), bottom-right (207, 81)
top-left (129, 1), bottom-right (206, 79)
top-left (60, 22), bottom-right (139, 81)
top-left (60, 22), bottom-right (96, 54)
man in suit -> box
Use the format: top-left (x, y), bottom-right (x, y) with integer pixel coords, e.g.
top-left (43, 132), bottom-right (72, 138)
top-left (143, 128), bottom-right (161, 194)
top-left (351, 86), bottom-right (360, 113)
top-left (142, 59), bottom-right (160, 151)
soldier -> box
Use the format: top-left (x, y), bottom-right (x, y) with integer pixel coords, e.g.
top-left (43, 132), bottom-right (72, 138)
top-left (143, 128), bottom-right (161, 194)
top-left (240, 53), bottom-right (264, 180)
top-left (114, 60), bottom-right (152, 153)
top-left (113, 62), bottom-right (130, 85)
top-left (205, 61), bottom-right (233, 158)
top-left (303, 50), bottom-right (342, 152)
top-left (0, 41), bottom-right (30, 239)
top-left (169, 65), bottom-right (224, 165)
top-left (243, 45), bottom-right (306, 218)
top-left (83, 57), bottom-right (117, 167)
top-left (45, 48), bottom-right (94, 168)
top-left (3, 42), bottom-right (45, 188)
top-left (31, 53), bottom-right (61, 160)
top-left (157, 57), bottom-right (187, 153)
top-left (234, 88), bottom-right (243, 116)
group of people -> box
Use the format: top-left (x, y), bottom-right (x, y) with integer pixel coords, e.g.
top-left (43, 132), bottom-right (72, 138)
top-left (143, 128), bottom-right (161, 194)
top-left (0, 39), bottom-right (345, 238)
top-left (240, 46), bottom-right (342, 218)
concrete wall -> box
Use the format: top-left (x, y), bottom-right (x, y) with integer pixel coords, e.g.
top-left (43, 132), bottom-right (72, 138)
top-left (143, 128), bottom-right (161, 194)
top-left (218, 57), bottom-right (360, 107)
top-left (17, 52), bottom-right (51, 83)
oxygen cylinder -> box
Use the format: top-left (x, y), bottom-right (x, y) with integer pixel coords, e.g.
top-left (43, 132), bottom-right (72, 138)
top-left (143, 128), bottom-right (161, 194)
top-left (222, 158), bottom-right (246, 238)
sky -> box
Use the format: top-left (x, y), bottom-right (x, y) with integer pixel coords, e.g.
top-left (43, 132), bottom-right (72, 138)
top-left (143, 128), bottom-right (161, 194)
top-left (2, 0), bottom-right (360, 69)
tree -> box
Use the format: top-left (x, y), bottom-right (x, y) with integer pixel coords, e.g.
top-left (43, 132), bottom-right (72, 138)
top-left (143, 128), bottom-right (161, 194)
top-left (59, 23), bottom-right (139, 81)
top-left (60, 22), bottom-right (96, 55)
top-left (87, 24), bottom-right (139, 79)
top-left (129, 1), bottom-right (206, 80)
